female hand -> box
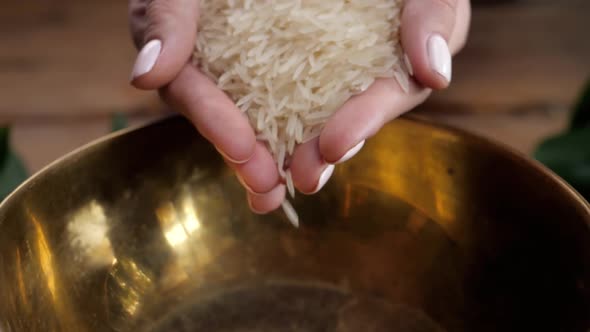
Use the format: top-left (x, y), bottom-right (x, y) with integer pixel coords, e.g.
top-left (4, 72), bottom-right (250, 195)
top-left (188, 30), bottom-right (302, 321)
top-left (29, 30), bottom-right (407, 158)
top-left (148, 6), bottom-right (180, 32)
top-left (290, 0), bottom-right (471, 196)
top-left (128, 0), bottom-right (471, 214)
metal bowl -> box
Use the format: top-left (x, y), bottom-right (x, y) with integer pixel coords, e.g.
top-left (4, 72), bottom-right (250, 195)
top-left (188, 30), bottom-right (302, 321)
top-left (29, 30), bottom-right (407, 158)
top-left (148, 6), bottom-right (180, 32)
top-left (0, 115), bottom-right (589, 332)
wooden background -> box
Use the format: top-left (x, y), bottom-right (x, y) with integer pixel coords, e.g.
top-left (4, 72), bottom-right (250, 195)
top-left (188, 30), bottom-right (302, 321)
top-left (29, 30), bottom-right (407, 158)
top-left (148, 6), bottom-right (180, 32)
top-left (1, 0), bottom-right (589, 172)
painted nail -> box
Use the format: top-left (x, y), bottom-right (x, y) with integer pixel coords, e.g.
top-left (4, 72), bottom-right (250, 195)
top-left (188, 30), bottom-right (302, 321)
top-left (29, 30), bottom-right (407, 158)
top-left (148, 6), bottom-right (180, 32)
top-left (236, 174), bottom-right (255, 193)
top-left (130, 39), bottom-right (162, 81)
top-left (427, 34), bottom-right (452, 83)
top-left (311, 164), bottom-right (335, 194)
top-left (237, 174), bottom-right (275, 196)
top-left (247, 194), bottom-right (265, 215)
top-left (215, 146), bottom-right (250, 164)
top-left (335, 140), bottom-right (365, 164)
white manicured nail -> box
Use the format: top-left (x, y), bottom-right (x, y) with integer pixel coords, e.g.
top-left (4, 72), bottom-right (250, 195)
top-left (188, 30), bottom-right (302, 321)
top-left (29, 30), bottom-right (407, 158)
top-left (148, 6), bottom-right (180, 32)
top-left (131, 39), bottom-right (162, 80)
top-left (335, 140), bottom-right (365, 164)
top-left (427, 34), bottom-right (452, 83)
top-left (215, 145), bottom-right (250, 164)
top-left (312, 165), bottom-right (335, 194)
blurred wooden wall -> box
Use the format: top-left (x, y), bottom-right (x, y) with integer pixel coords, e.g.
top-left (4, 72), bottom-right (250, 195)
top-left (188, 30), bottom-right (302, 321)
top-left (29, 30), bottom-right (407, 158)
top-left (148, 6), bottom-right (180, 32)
top-left (425, 0), bottom-right (590, 114)
top-left (2, 0), bottom-right (589, 121)
top-left (0, 0), bottom-right (161, 122)
top-left (0, 0), bottom-right (589, 171)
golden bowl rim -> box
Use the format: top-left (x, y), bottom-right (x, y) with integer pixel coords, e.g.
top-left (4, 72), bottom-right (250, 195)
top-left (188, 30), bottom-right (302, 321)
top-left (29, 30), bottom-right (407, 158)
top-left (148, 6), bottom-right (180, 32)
top-left (1, 113), bottom-right (588, 219)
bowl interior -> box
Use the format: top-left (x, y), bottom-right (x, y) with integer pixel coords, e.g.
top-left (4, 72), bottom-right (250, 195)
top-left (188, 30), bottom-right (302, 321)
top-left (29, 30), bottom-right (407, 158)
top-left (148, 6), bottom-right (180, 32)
top-left (0, 115), bottom-right (589, 332)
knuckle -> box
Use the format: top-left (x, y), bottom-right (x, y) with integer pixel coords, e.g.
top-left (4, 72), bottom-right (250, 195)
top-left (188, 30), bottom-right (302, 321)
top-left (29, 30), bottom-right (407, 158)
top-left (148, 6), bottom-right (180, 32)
top-left (141, 20), bottom-right (160, 43)
top-left (143, 0), bottom-right (177, 36)
top-left (129, 0), bottom-right (148, 19)
top-left (142, 0), bottom-right (198, 42)
top-left (146, 0), bottom-right (174, 20)
top-left (129, 0), bottom-right (149, 49)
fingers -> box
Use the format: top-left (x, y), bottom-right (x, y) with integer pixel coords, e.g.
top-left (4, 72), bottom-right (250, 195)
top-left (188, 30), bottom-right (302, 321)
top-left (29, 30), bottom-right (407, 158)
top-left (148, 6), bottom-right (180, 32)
top-left (129, 0), bottom-right (200, 89)
top-left (290, 78), bottom-right (430, 195)
top-left (247, 185), bottom-right (286, 214)
top-left (401, 0), bottom-right (459, 89)
top-left (161, 64), bottom-right (256, 163)
top-left (290, 138), bottom-right (335, 195)
top-left (320, 78), bottom-right (431, 164)
top-left (225, 143), bottom-right (282, 214)
top-left (243, 75), bottom-right (429, 211)
top-left (246, 137), bottom-right (334, 216)
top-left (229, 142), bottom-right (280, 195)
top-left (308, 0), bottom-right (472, 185)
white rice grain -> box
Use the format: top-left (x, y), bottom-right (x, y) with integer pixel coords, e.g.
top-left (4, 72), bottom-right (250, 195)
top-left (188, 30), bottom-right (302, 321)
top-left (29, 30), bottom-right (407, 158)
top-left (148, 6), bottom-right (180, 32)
top-left (281, 200), bottom-right (300, 228)
top-left (194, 0), bottom-right (409, 226)
top-left (286, 169), bottom-right (295, 199)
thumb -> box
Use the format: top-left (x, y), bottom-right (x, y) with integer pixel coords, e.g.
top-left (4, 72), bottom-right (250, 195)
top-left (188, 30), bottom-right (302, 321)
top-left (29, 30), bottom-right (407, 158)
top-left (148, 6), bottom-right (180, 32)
top-left (401, 0), bottom-right (458, 90)
top-left (129, 0), bottom-right (200, 90)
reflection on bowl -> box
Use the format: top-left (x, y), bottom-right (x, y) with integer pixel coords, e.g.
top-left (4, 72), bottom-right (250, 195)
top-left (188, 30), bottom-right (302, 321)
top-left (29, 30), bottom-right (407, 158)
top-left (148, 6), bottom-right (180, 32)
top-left (0, 115), bottom-right (588, 332)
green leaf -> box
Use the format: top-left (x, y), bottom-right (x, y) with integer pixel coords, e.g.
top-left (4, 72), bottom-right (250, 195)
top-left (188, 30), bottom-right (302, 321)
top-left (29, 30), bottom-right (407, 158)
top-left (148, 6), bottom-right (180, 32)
top-left (0, 151), bottom-right (29, 201)
top-left (535, 129), bottom-right (590, 164)
top-left (111, 113), bottom-right (128, 132)
top-left (0, 127), bottom-right (9, 166)
top-left (534, 128), bottom-right (590, 200)
top-left (0, 128), bottom-right (28, 202)
top-left (570, 79), bottom-right (590, 130)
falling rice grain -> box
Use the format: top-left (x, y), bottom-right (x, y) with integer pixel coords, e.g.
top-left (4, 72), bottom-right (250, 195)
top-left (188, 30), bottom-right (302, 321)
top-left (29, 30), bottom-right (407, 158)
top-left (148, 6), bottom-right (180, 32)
top-left (281, 200), bottom-right (299, 228)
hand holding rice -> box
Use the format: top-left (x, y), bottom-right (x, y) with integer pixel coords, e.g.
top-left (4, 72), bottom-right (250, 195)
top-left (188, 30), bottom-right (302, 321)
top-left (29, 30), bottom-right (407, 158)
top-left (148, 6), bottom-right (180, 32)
top-left (193, 0), bottom-right (411, 226)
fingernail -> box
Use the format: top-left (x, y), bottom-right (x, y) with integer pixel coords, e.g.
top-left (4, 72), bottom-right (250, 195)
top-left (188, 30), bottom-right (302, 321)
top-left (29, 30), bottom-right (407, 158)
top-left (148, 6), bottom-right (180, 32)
top-left (247, 195), bottom-right (265, 215)
top-left (237, 174), bottom-right (274, 195)
top-left (335, 140), bottom-right (365, 164)
top-left (236, 174), bottom-right (255, 193)
top-left (311, 165), bottom-right (335, 194)
top-left (131, 39), bottom-right (162, 81)
top-left (216, 146), bottom-right (250, 164)
top-left (427, 34), bottom-right (452, 83)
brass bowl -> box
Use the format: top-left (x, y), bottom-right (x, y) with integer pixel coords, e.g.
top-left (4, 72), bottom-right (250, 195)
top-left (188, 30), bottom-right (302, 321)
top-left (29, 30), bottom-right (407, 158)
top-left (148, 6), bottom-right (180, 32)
top-left (0, 115), bottom-right (589, 332)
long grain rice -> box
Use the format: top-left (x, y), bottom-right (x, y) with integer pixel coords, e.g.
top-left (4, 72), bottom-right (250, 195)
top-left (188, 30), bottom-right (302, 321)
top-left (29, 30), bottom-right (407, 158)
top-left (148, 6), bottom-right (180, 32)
top-left (193, 0), bottom-right (409, 226)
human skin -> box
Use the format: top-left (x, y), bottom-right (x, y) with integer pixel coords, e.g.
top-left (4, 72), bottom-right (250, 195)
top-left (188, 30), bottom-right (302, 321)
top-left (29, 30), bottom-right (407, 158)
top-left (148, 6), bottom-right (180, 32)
top-left (128, 0), bottom-right (472, 213)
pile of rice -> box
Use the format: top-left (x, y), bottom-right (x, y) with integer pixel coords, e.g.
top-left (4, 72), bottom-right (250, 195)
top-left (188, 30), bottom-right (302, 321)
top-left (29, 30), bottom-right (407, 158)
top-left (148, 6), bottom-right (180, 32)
top-left (193, 0), bottom-right (410, 226)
